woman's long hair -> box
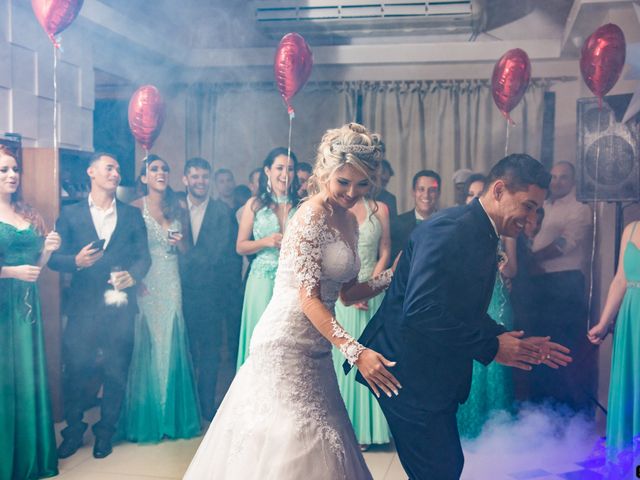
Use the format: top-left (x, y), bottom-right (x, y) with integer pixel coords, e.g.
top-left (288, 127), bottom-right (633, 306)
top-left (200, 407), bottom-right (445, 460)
top-left (253, 147), bottom-right (300, 212)
top-left (136, 155), bottom-right (184, 222)
top-left (0, 145), bottom-right (45, 234)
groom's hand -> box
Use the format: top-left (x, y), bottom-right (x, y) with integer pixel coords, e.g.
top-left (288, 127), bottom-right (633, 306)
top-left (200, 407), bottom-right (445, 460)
top-left (523, 336), bottom-right (572, 369)
top-left (494, 331), bottom-right (543, 370)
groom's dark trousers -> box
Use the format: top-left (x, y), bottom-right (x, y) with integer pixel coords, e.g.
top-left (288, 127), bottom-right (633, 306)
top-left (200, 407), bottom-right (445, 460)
top-left (49, 200), bottom-right (150, 442)
top-left (349, 200), bottom-right (507, 480)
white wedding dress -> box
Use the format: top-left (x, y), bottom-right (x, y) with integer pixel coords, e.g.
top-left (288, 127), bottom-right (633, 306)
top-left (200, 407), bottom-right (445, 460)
top-left (183, 204), bottom-right (373, 480)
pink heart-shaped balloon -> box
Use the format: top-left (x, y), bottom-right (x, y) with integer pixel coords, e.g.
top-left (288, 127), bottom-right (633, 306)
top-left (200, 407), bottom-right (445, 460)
top-left (31, 0), bottom-right (84, 43)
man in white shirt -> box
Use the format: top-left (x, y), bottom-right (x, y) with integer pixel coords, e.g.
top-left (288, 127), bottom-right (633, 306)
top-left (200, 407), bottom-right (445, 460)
top-left (50, 153), bottom-right (151, 459)
top-left (530, 161), bottom-right (594, 412)
top-left (180, 158), bottom-right (242, 421)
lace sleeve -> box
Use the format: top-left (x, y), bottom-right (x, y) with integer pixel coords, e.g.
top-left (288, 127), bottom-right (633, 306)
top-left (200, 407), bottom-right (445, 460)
top-left (291, 205), bottom-right (330, 298)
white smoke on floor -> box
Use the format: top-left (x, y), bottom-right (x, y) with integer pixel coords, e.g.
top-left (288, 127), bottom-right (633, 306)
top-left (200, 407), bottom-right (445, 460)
top-left (460, 403), bottom-right (599, 479)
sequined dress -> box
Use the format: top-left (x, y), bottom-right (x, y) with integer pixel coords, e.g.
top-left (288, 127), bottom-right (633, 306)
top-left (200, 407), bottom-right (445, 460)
top-left (184, 203), bottom-right (373, 479)
top-left (0, 222), bottom-right (58, 479)
top-left (119, 200), bottom-right (201, 442)
top-left (236, 202), bottom-right (296, 368)
top-left (457, 242), bottom-right (514, 439)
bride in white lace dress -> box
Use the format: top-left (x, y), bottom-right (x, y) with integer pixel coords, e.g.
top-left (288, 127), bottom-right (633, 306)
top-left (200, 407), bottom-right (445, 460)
top-left (184, 123), bottom-right (401, 480)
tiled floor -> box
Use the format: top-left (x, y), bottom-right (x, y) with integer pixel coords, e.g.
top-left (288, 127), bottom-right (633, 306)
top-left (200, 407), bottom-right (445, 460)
top-left (55, 422), bottom-right (407, 479)
top-left (55, 414), bottom-right (636, 480)
top-left (55, 402), bottom-right (638, 480)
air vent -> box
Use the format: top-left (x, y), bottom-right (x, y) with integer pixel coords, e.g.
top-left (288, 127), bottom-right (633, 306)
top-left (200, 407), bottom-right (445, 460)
top-left (254, 0), bottom-right (481, 37)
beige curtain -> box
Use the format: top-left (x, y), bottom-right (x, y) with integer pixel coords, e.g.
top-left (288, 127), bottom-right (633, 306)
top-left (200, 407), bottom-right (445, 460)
top-left (185, 79), bottom-right (551, 204)
top-left (358, 80), bottom-right (551, 211)
top-left (185, 82), bottom-right (355, 183)
top-left (186, 84), bottom-right (218, 164)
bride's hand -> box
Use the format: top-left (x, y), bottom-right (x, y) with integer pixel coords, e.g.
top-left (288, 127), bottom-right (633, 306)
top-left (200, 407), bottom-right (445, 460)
top-left (355, 349), bottom-right (401, 398)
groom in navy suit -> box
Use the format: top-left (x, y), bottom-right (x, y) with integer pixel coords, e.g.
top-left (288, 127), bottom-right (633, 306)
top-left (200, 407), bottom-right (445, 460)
top-left (50, 153), bottom-right (151, 459)
top-left (352, 154), bottom-right (572, 480)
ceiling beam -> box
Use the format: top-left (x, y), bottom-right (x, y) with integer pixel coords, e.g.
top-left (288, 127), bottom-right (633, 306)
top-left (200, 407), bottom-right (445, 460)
top-left (188, 39), bottom-right (563, 69)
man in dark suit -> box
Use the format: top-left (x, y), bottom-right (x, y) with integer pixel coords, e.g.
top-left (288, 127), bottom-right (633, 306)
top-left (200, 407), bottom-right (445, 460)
top-left (390, 169), bottom-right (441, 259)
top-left (351, 154), bottom-right (571, 480)
top-left (180, 157), bottom-right (242, 421)
top-left (49, 153), bottom-right (151, 459)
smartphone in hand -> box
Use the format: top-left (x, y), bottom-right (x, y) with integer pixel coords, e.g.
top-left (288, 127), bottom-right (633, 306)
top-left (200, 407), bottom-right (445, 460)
top-left (90, 239), bottom-right (106, 251)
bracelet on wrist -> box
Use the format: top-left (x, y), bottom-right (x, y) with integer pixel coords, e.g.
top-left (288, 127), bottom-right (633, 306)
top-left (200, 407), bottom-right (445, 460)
top-left (330, 316), bottom-right (366, 365)
top-left (339, 339), bottom-right (366, 366)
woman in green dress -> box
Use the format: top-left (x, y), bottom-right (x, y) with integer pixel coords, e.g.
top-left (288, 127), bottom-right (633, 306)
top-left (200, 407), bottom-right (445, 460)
top-left (0, 145), bottom-right (60, 479)
top-left (332, 197), bottom-right (391, 449)
top-left (589, 221), bottom-right (640, 464)
top-left (120, 155), bottom-right (201, 442)
top-left (236, 148), bottom-right (299, 368)
top-left (457, 176), bottom-right (516, 439)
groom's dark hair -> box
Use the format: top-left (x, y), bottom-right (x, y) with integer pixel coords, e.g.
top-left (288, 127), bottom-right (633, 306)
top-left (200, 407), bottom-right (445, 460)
top-left (486, 153), bottom-right (550, 193)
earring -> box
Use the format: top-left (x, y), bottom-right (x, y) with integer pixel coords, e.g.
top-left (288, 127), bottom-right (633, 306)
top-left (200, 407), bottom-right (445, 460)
top-left (267, 177), bottom-right (272, 193)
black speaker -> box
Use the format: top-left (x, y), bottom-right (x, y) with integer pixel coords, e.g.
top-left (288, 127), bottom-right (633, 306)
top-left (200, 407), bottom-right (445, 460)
top-left (576, 93), bottom-right (640, 202)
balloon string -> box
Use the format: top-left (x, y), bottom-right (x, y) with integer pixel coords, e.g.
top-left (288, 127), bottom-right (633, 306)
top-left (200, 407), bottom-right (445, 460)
top-left (504, 119), bottom-right (510, 156)
top-left (53, 43), bottom-right (59, 187)
top-left (282, 111), bottom-right (294, 234)
top-left (587, 107), bottom-right (601, 333)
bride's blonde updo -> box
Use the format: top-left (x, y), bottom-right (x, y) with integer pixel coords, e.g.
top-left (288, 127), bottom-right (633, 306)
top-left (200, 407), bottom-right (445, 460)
top-left (308, 123), bottom-right (383, 196)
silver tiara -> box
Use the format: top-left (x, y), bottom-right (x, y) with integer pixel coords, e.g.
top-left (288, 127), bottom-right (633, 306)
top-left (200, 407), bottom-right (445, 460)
top-left (331, 143), bottom-right (378, 156)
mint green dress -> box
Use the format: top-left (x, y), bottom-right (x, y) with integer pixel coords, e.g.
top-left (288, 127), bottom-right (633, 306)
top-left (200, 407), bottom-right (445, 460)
top-left (457, 265), bottom-right (514, 439)
top-left (236, 203), bottom-right (296, 369)
top-left (119, 201), bottom-right (201, 442)
top-left (332, 200), bottom-right (390, 445)
top-left (606, 222), bottom-right (640, 460)
top-left (0, 223), bottom-right (58, 480)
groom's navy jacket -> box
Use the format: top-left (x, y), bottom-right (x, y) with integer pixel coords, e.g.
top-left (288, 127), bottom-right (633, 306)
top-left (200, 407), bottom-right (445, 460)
top-left (351, 199), bottom-right (506, 411)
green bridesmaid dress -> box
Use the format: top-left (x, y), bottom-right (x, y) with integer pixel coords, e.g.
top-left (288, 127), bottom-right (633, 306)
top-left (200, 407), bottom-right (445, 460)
top-left (606, 221), bottom-right (640, 460)
top-left (332, 199), bottom-right (390, 445)
top-left (457, 262), bottom-right (514, 439)
top-left (236, 202), bottom-right (296, 369)
top-left (0, 222), bottom-right (58, 480)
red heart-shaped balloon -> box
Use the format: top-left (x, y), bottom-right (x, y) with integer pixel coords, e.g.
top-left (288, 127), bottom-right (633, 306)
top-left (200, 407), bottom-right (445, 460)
top-left (580, 23), bottom-right (626, 102)
top-left (274, 33), bottom-right (313, 117)
top-left (128, 85), bottom-right (166, 152)
top-left (31, 0), bottom-right (84, 44)
top-left (491, 48), bottom-right (531, 123)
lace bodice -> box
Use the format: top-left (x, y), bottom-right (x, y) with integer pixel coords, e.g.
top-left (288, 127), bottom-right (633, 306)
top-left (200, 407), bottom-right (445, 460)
top-left (250, 204), bottom-right (296, 279)
top-left (250, 203), bottom-right (360, 356)
top-left (279, 203), bottom-right (360, 309)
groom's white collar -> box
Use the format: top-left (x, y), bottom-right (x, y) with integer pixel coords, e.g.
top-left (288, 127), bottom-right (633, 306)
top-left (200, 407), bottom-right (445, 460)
top-left (477, 198), bottom-right (499, 237)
